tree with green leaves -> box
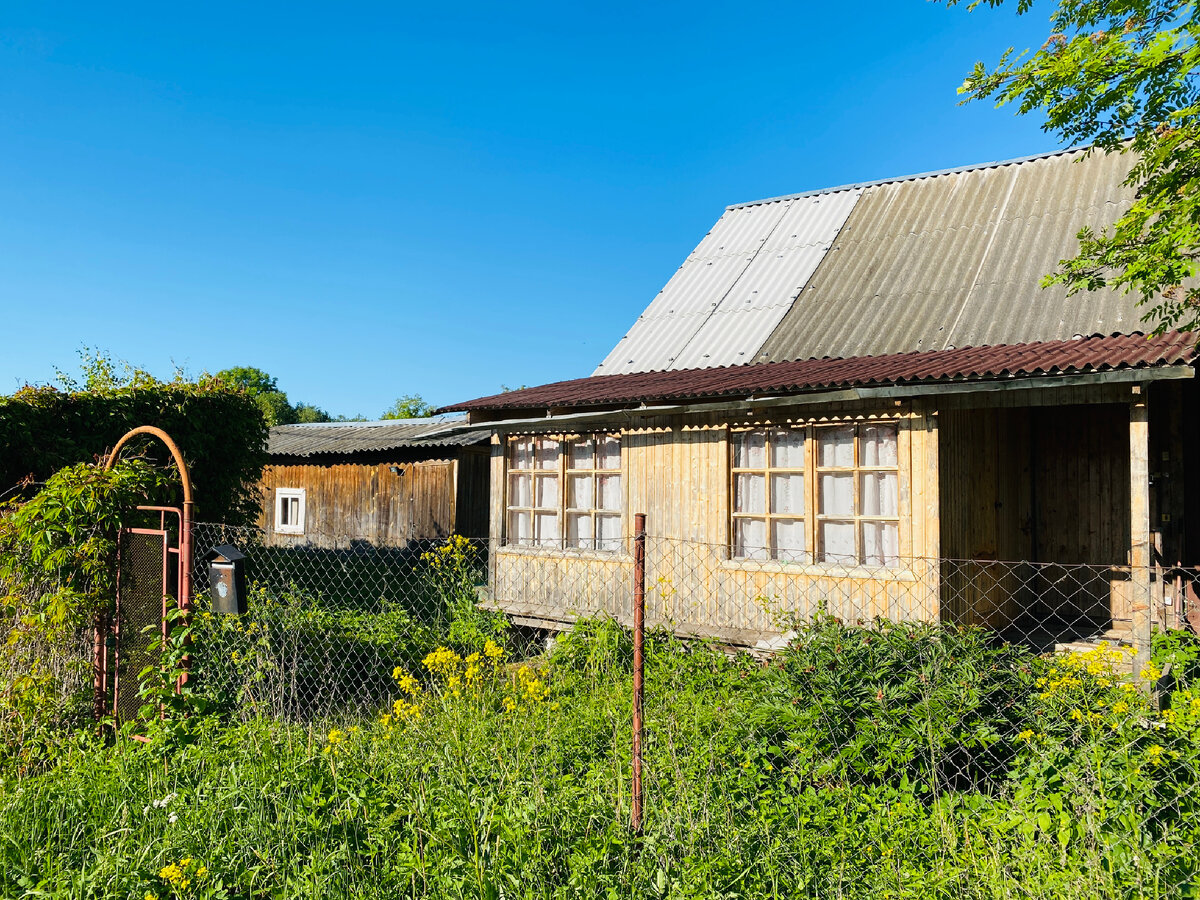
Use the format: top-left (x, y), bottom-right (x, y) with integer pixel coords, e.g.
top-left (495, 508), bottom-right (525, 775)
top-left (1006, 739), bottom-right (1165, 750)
top-left (950, 0), bottom-right (1200, 332)
top-left (215, 366), bottom-right (334, 426)
top-left (381, 394), bottom-right (435, 419)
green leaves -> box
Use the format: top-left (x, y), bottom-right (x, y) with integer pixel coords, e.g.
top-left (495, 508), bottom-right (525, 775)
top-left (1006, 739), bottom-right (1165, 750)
top-left (949, 0), bottom-right (1200, 333)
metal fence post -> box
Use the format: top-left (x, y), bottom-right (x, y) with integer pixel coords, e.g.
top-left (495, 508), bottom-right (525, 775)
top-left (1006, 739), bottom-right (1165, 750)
top-left (631, 512), bottom-right (646, 832)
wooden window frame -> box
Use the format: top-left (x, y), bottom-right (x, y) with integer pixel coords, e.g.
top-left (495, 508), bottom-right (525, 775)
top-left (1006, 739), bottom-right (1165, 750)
top-left (730, 428), bottom-right (808, 563)
top-left (730, 421), bottom-right (903, 567)
top-left (274, 487), bottom-right (306, 535)
top-left (505, 433), bottom-right (623, 551)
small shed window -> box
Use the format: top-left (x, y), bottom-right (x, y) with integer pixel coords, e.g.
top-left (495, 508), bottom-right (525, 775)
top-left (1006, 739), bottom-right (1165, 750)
top-left (275, 488), bottom-right (306, 535)
top-left (731, 421), bottom-right (900, 567)
top-left (507, 434), bottom-right (622, 550)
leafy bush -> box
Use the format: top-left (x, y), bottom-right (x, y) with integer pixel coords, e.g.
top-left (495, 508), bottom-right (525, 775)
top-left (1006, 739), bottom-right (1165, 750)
top-left (0, 460), bottom-right (167, 762)
top-left (0, 374), bottom-right (267, 524)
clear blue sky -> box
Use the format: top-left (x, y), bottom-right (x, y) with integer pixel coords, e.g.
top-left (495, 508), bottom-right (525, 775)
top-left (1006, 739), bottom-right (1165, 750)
top-left (1, 1), bottom-right (1055, 416)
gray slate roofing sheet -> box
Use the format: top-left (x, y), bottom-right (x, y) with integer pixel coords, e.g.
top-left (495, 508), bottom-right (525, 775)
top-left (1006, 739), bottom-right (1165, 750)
top-left (267, 417), bottom-right (485, 457)
top-left (757, 147), bottom-right (1140, 362)
top-left (594, 189), bottom-right (861, 375)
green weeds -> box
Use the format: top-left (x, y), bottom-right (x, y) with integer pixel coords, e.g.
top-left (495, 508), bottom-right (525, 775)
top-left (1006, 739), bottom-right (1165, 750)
top-left (1, 616), bottom-right (1198, 898)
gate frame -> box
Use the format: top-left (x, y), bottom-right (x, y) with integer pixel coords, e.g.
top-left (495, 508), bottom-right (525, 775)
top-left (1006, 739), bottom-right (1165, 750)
top-left (95, 427), bottom-right (194, 721)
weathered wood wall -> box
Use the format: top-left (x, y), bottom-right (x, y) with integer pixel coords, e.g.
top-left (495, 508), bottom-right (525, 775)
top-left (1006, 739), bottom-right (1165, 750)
top-left (937, 385), bottom-right (1191, 632)
top-left (260, 459), bottom-right (457, 548)
top-left (488, 402), bottom-right (941, 643)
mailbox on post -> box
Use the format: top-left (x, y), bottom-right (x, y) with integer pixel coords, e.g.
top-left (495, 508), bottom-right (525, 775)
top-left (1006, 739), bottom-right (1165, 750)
top-left (205, 544), bottom-right (247, 615)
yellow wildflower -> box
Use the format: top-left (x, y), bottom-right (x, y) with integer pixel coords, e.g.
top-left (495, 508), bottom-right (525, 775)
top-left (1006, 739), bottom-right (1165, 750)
top-left (1017, 729), bottom-right (1035, 742)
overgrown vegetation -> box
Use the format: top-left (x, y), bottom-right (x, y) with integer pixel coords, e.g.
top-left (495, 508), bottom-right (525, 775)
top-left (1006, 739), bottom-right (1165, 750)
top-left (0, 460), bottom-right (167, 764)
top-left (1, 353), bottom-right (267, 523)
top-left (1, 615), bottom-right (1198, 898)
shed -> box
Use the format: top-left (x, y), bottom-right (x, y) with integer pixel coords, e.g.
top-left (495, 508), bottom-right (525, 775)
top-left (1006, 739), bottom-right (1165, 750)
top-left (443, 147), bottom-right (1200, 656)
top-left (259, 417), bottom-right (490, 548)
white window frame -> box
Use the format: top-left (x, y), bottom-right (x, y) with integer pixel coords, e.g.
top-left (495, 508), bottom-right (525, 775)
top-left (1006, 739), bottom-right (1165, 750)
top-left (274, 487), bottom-right (306, 535)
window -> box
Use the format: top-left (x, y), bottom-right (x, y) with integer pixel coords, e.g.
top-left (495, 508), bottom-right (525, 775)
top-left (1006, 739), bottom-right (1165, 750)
top-left (275, 488), bottom-right (306, 535)
top-left (507, 434), bottom-right (622, 550)
top-left (731, 429), bottom-right (807, 562)
top-left (815, 423), bottom-right (899, 566)
top-left (731, 422), bottom-right (900, 567)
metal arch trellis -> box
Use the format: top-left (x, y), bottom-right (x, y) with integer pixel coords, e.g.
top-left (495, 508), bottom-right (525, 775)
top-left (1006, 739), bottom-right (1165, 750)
top-left (94, 426), bottom-right (195, 725)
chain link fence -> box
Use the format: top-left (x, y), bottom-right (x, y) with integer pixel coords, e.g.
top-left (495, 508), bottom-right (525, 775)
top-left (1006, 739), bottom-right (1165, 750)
top-left (180, 519), bottom-right (1200, 895)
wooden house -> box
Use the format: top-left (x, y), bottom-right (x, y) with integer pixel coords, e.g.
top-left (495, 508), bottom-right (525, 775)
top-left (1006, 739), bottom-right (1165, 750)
top-left (258, 418), bottom-right (490, 548)
top-left (443, 148), bottom-right (1200, 654)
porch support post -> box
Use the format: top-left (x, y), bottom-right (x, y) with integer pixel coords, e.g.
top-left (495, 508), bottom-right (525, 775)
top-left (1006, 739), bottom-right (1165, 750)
top-left (1130, 391), bottom-right (1153, 685)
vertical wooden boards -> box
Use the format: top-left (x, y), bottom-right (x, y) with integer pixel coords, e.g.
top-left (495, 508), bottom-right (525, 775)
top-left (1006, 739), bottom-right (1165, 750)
top-left (259, 460), bottom-right (457, 548)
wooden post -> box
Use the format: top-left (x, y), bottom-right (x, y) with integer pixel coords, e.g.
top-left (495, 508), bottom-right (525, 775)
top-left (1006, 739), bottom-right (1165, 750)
top-left (631, 512), bottom-right (646, 832)
top-left (1130, 392), bottom-right (1153, 686)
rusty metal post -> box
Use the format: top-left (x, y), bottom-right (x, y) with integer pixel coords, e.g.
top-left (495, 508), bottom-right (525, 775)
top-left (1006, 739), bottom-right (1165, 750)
top-left (93, 610), bottom-right (108, 722)
top-left (631, 512), bottom-right (646, 832)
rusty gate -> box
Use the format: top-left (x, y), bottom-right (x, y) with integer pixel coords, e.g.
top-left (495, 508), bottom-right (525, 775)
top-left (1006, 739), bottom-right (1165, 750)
top-left (94, 427), bottom-right (195, 725)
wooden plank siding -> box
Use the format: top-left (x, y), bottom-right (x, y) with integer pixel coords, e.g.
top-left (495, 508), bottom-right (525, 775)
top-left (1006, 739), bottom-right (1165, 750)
top-left (488, 403), bottom-right (942, 643)
top-left (259, 459), bottom-right (458, 548)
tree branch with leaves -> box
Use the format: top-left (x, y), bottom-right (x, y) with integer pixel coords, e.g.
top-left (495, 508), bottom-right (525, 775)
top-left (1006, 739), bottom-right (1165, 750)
top-left (950, 0), bottom-right (1200, 332)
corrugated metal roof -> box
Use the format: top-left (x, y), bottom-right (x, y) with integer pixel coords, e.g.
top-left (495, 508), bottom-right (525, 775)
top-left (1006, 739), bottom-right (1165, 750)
top-left (758, 147), bottom-right (1140, 360)
top-left (593, 190), bottom-right (861, 375)
top-left (594, 146), bottom-right (1148, 376)
top-left (445, 332), bottom-right (1196, 412)
top-left (267, 417), bottom-right (486, 458)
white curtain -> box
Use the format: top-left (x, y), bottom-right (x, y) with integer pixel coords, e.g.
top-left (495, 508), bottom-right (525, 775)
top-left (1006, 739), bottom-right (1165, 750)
top-left (860, 472), bottom-right (897, 517)
top-left (599, 436), bottom-right (621, 470)
top-left (535, 474), bottom-right (559, 508)
top-left (598, 474), bottom-right (621, 511)
top-left (596, 515), bottom-right (622, 551)
top-left (772, 519), bottom-right (806, 563)
top-left (570, 438), bottom-right (593, 469)
top-left (862, 521), bottom-right (899, 567)
top-left (819, 521), bottom-right (856, 563)
top-left (770, 473), bottom-right (804, 515)
top-left (509, 510), bottom-right (532, 545)
top-left (734, 518), bottom-right (768, 559)
top-left (819, 426), bottom-right (855, 467)
top-left (535, 512), bottom-right (559, 547)
top-left (568, 474), bottom-right (593, 510)
top-left (509, 473), bottom-right (531, 508)
top-left (734, 431), bottom-right (766, 468)
top-left (536, 438), bottom-right (559, 469)
top-left (735, 473), bottom-right (765, 514)
top-left (861, 424), bottom-right (898, 467)
top-left (567, 513), bottom-right (593, 548)
top-left (770, 428), bottom-right (805, 468)
top-left (510, 438), bottom-right (533, 470)
top-left (820, 473), bottom-right (854, 516)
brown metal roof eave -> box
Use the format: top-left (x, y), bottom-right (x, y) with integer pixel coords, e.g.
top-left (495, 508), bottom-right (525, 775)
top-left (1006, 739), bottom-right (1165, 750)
top-left (444, 364), bottom-right (1196, 426)
top-left (441, 332), bottom-right (1198, 414)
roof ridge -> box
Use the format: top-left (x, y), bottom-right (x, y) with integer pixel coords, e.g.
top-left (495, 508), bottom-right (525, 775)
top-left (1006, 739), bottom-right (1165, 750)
top-left (725, 144), bottom-right (1098, 211)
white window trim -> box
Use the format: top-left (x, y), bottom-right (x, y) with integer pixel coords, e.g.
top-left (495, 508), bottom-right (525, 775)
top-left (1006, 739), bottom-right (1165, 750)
top-left (275, 487), bottom-right (306, 535)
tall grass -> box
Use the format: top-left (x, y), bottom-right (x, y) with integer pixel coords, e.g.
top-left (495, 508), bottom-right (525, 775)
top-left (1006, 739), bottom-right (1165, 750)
top-left (1, 618), bottom-right (1198, 899)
